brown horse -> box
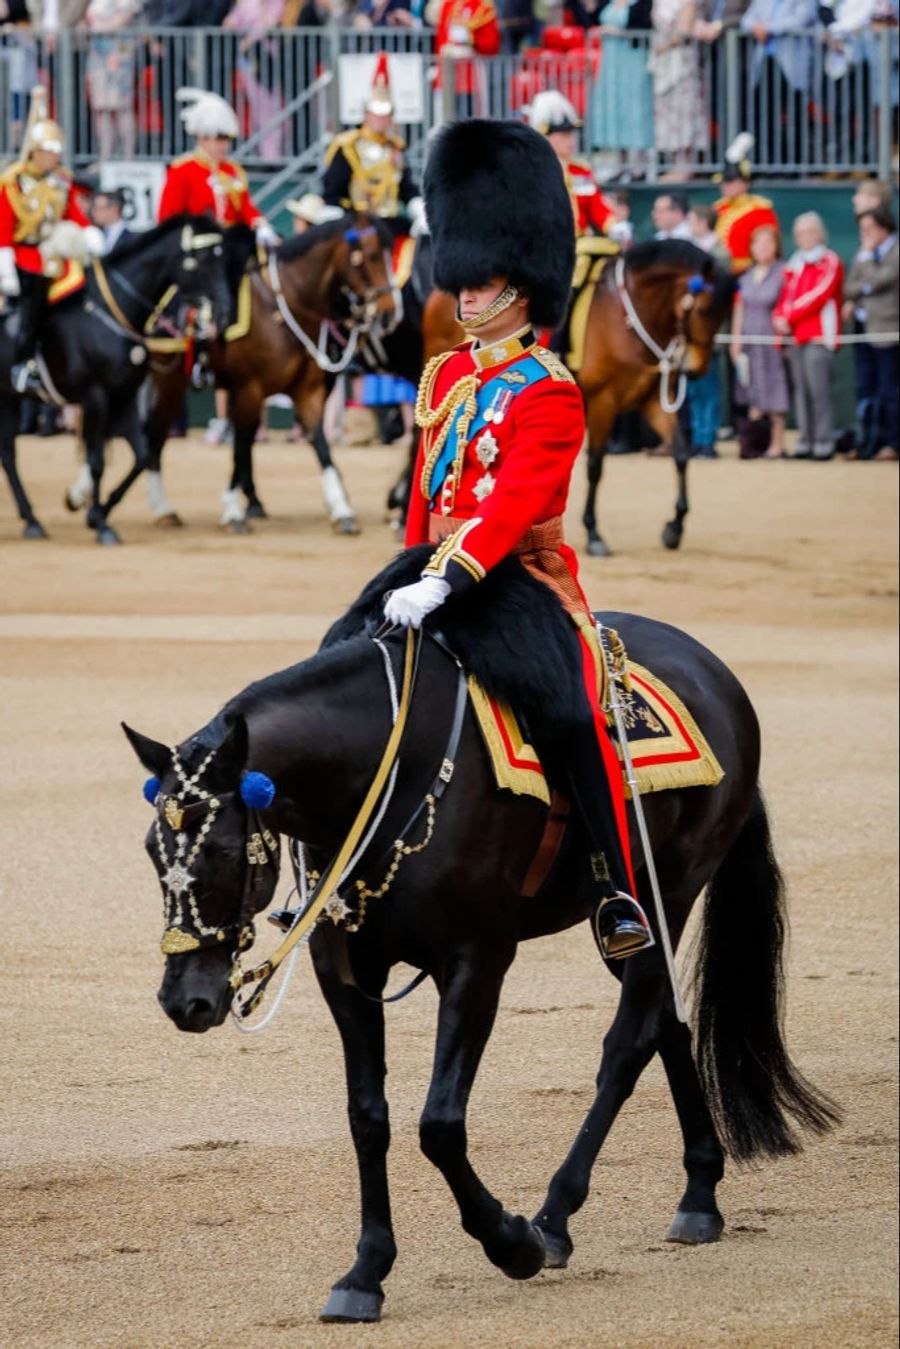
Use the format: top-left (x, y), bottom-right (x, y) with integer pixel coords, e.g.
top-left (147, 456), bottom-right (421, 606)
top-left (140, 212), bottom-right (399, 535)
top-left (388, 239), bottom-right (733, 555)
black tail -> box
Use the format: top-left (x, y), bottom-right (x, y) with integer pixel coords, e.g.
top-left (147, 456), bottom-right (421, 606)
top-left (693, 788), bottom-right (841, 1161)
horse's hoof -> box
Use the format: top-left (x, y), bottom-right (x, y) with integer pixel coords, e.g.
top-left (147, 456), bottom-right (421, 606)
top-left (245, 501), bottom-right (268, 521)
top-left (332, 515), bottom-right (361, 537)
top-left (319, 1287), bottom-right (383, 1323)
top-left (223, 519), bottom-right (251, 536)
top-left (661, 524), bottom-right (683, 551)
top-left (498, 1218), bottom-right (546, 1281)
top-left (586, 537), bottom-right (612, 558)
top-left (154, 512), bottom-right (184, 529)
top-left (64, 489), bottom-right (84, 513)
top-left (666, 1209), bottom-right (724, 1245)
top-left (22, 520), bottom-right (48, 540)
top-left (96, 526), bottom-right (122, 546)
top-left (537, 1228), bottom-right (573, 1269)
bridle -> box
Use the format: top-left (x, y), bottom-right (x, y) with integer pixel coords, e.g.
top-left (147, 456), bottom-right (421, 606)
top-left (613, 255), bottom-right (713, 414)
top-left (89, 224), bottom-right (224, 352)
top-left (266, 222), bottom-right (400, 375)
top-left (149, 745), bottom-right (280, 958)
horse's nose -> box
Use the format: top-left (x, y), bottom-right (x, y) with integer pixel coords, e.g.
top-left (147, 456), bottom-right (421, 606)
top-left (159, 989), bottom-right (219, 1033)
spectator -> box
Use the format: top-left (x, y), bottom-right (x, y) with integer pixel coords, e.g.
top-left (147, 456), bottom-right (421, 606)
top-left (774, 211), bottom-right (844, 460)
top-left (740, 0), bottom-right (818, 169)
top-left (713, 134), bottom-right (780, 274)
top-left (285, 193), bottom-right (328, 234)
top-left (84, 0), bottom-right (141, 163)
top-left (355, 0), bottom-right (416, 24)
top-left (652, 190), bottom-right (693, 239)
top-left (90, 188), bottom-right (133, 251)
top-left (651, 0), bottom-right (709, 177)
top-left (605, 189), bottom-right (635, 246)
top-left (853, 178), bottom-right (896, 217)
top-left (684, 202), bottom-right (731, 458)
top-left (431, 0), bottom-right (501, 117)
top-left (223, 0), bottom-right (287, 160)
top-left (692, 0), bottom-right (748, 42)
top-left (843, 206), bottom-right (899, 461)
top-left (590, 0), bottom-right (654, 181)
top-left (730, 223), bottom-right (791, 457)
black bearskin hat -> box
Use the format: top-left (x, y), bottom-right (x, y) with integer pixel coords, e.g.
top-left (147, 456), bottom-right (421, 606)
top-left (424, 119), bottom-right (575, 330)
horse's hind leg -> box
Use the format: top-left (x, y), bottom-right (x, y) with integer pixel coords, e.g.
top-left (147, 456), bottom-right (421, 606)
top-left (533, 956), bottom-right (666, 1267)
top-left (657, 1009), bottom-right (725, 1244)
top-left (311, 940), bottom-right (396, 1325)
top-left (99, 401), bottom-right (150, 522)
top-left (583, 396), bottom-right (615, 557)
top-left (419, 940), bottom-right (546, 1280)
top-left (296, 383), bottom-right (360, 536)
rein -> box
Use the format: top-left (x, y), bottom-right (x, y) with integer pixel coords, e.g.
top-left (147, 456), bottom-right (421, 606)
top-left (230, 625), bottom-right (423, 1017)
top-left (267, 249), bottom-right (362, 375)
top-left (614, 256), bottom-right (688, 415)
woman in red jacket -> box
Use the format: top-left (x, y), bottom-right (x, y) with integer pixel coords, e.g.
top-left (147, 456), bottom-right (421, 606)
top-left (773, 212), bottom-right (844, 461)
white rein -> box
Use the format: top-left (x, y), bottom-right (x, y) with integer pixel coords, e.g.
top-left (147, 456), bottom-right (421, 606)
top-left (614, 256), bottom-right (688, 415)
top-left (266, 250), bottom-right (363, 375)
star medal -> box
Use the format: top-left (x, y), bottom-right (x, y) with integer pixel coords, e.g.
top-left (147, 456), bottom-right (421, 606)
top-left (476, 428), bottom-right (499, 469)
top-left (473, 472), bottom-right (496, 502)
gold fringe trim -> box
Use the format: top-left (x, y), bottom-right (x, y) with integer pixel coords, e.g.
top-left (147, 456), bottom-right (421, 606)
top-left (468, 677), bottom-right (550, 805)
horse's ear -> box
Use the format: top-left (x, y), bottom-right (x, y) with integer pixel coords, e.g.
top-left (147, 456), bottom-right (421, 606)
top-left (121, 723), bottom-right (171, 777)
top-left (218, 713), bottom-right (249, 777)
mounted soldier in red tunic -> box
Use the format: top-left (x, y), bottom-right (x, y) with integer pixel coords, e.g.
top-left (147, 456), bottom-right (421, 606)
top-left (0, 86), bottom-right (104, 397)
top-left (385, 118), bottom-right (653, 959)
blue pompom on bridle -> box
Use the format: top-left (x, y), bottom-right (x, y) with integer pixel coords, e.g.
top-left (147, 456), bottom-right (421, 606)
top-left (240, 771), bottom-right (277, 810)
top-left (144, 776), bottom-right (161, 804)
top-left (687, 274), bottom-right (710, 295)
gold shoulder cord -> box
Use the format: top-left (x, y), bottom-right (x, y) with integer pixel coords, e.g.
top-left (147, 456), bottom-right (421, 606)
top-left (415, 352), bottom-right (478, 501)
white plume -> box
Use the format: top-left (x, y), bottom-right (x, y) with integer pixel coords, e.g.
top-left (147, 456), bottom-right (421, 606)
top-left (527, 90), bottom-right (580, 133)
top-left (175, 87), bottom-right (239, 140)
top-left (725, 132), bottom-right (755, 164)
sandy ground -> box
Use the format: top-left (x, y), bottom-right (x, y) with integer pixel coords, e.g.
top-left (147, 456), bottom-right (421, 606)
top-left (1, 432), bottom-right (897, 1349)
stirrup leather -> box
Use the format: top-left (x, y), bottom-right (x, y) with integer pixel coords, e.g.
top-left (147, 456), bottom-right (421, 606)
top-left (593, 892), bottom-right (655, 961)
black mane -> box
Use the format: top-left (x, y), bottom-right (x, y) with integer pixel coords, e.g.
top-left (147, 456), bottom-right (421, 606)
top-left (626, 239), bottom-right (711, 273)
top-left (277, 214), bottom-right (353, 262)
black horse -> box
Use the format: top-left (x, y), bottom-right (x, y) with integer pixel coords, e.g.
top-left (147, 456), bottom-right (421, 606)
top-left (0, 215), bottom-right (228, 544)
top-left (124, 555), bottom-right (837, 1323)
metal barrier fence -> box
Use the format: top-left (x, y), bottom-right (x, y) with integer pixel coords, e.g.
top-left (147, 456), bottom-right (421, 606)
top-left (0, 24), bottom-right (895, 188)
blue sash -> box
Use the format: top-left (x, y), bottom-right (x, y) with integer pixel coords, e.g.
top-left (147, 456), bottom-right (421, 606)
top-left (426, 354), bottom-right (550, 507)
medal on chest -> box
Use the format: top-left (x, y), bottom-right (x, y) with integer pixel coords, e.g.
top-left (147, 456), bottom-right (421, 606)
top-left (472, 427), bottom-right (499, 501)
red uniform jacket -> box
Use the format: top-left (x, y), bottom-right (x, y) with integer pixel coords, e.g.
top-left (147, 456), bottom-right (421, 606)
top-left (158, 152), bottom-right (262, 228)
top-left (434, 0), bottom-right (501, 95)
top-left (773, 248), bottom-right (844, 350)
top-left (565, 159), bottom-right (614, 237)
top-left (0, 161), bottom-right (89, 274)
top-left (406, 331), bottom-right (586, 595)
top-left (714, 192), bottom-right (780, 275)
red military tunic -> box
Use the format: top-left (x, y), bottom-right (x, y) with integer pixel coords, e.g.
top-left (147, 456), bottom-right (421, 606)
top-left (565, 159), bottom-right (614, 238)
top-left (0, 158), bottom-right (90, 274)
top-left (158, 151), bottom-right (263, 229)
top-left (714, 191), bottom-right (779, 275)
top-left (406, 328), bottom-right (635, 887)
top-left (434, 0), bottom-right (501, 94)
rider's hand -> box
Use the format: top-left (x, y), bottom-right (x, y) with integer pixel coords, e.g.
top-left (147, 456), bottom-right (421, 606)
top-left (83, 225), bottom-right (105, 257)
top-left (0, 247), bottom-right (20, 297)
top-left (384, 576), bottom-right (450, 629)
top-left (407, 196), bottom-right (428, 237)
top-left (255, 220), bottom-right (280, 249)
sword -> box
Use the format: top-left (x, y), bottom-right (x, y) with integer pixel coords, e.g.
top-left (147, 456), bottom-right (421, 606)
top-left (596, 623), bottom-right (688, 1024)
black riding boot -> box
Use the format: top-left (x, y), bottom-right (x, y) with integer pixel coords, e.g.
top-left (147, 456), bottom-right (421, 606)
top-left (562, 722), bottom-right (654, 960)
top-left (11, 271), bottom-right (51, 398)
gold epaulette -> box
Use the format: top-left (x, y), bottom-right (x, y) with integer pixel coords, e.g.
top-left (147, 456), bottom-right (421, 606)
top-left (0, 160), bottom-right (25, 187)
top-left (532, 346), bottom-right (575, 384)
top-left (325, 129), bottom-right (360, 166)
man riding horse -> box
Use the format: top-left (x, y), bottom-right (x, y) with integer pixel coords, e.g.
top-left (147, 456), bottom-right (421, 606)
top-left (0, 86), bottom-right (105, 398)
top-left (384, 118), bottom-right (652, 960)
top-left (528, 90), bottom-right (616, 241)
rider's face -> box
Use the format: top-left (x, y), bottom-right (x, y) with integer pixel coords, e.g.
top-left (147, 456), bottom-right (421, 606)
top-left (198, 134), bottom-right (232, 163)
top-left (548, 129), bottom-right (576, 162)
top-left (365, 111), bottom-right (392, 136)
top-left (458, 278), bottom-right (530, 340)
top-left (31, 148), bottom-right (61, 174)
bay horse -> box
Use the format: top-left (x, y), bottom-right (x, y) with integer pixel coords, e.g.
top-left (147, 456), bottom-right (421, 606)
top-left (123, 552), bottom-right (837, 1324)
top-left (0, 215), bottom-right (228, 544)
top-left (137, 212), bottom-right (399, 536)
top-left (386, 239), bottom-right (735, 556)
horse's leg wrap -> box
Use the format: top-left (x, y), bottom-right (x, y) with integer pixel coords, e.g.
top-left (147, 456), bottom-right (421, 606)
top-left (312, 937), bottom-right (396, 1323)
top-left (419, 942), bottom-right (546, 1280)
top-left (534, 958), bottom-right (665, 1262)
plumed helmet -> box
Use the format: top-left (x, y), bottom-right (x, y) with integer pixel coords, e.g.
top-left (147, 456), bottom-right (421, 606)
top-left (528, 90), bottom-right (581, 135)
top-left (176, 87), bottom-right (240, 140)
top-left (365, 52), bottom-right (394, 117)
top-left (721, 131), bottom-right (755, 182)
top-left (22, 86), bottom-right (64, 157)
top-left (424, 119), bottom-right (575, 330)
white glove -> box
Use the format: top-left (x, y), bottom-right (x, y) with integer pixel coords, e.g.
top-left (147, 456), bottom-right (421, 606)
top-left (407, 195), bottom-right (428, 238)
top-left (0, 246), bottom-right (20, 297)
top-left (384, 576), bottom-right (450, 629)
top-left (255, 220), bottom-right (280, 249)
top-left (83, 225), bottom-right (105, 257)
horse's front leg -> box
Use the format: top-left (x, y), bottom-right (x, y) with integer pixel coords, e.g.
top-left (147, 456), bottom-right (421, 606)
top-left (662, 411), bottom-right (690, 551)
top-left (0, 400), bottom-right (46, 538)
top-left (296, 383), bottom-right (360, 536)
top-left (221, 387), bottom-right (257, 533)
top-left (82, 393), bottom-right (120, 546)
top-left (583, 395), bottom-right (615, 557)
top-left (311, 936), bottom-right (397, 1324)
top-left (98, 399), bottom-right (149, 520)
top-left (534, 955), bottom-right (667, 1268)
top-left (420, 941), bottom-right (546, 1280)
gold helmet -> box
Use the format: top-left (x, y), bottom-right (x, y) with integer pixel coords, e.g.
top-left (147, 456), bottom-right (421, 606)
top-left (23, 87), bottom-right (64, 158)
top-left (365, 53), bottom-right (394, 118)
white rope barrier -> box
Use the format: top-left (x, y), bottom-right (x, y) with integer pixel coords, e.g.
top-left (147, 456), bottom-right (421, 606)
top-left (715, 331), bottom-right (900, 346)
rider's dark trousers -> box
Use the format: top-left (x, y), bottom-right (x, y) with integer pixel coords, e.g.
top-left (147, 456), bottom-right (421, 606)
top-left (14, 270), bottom-right (50, 364)
top-left (559, 710), bottom-right (635, 898)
